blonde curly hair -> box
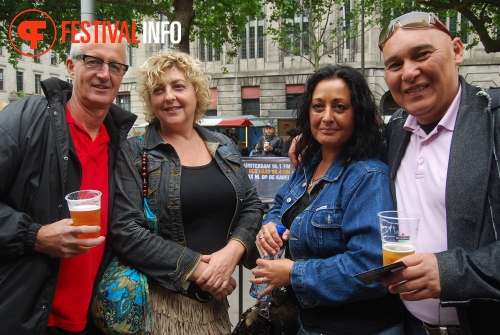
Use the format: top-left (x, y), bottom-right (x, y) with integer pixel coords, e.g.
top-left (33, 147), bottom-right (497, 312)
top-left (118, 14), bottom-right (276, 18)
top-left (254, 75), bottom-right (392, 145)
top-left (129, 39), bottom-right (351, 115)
top-left (136, 49), bottom-right (211, 124)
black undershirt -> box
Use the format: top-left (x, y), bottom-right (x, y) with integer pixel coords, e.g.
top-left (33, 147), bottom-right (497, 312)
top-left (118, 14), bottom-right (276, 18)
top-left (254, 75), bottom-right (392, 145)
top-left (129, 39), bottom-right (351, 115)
top-left (180, 159), bottom-right (236, 255)
top-left (419, 119), bottom-right (441, 134)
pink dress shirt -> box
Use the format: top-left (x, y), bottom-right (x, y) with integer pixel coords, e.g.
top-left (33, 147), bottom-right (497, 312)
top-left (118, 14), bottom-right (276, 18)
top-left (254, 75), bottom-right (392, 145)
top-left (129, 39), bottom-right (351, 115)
top-left (394, 86), bottom-right (462, 325)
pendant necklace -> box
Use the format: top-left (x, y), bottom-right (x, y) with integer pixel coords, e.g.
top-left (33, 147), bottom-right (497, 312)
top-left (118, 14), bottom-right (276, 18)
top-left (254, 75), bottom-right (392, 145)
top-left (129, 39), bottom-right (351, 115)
top-left (308, 165), bottom-right (322, 192)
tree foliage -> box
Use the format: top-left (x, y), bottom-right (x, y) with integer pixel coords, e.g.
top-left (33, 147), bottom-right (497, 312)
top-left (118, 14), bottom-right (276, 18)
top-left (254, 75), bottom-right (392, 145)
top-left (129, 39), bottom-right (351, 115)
top-left (414, 0), bottom-right (500, 53)
top-left (266, 0), bottom-right (365, 71)
top-left (266, 0), bottom-right (500, 71)
top-left (364, 0), bottom-right (500, 53)
top-left (0, 0), bottom-right (262, 67)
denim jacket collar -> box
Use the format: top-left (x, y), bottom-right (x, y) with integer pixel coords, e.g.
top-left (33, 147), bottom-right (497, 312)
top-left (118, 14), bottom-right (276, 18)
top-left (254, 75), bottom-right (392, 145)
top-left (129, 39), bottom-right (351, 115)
top-left (308, 149), bottom-right (348, 184)
top-left (142, 122), bottom-right (228, 157)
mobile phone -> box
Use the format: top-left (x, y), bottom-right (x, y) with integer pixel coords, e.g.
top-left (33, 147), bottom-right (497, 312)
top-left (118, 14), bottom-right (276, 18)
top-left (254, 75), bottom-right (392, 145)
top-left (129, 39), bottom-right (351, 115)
top-left (353, 261), bottom-right (407, 285)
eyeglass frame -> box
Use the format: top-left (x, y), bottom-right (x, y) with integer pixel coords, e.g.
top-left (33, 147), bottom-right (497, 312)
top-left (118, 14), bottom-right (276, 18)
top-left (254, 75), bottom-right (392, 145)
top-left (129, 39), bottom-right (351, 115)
top-left (74, 54), bottom-right (129, 76)
top-left (378, 12), bottom-right (453, 51)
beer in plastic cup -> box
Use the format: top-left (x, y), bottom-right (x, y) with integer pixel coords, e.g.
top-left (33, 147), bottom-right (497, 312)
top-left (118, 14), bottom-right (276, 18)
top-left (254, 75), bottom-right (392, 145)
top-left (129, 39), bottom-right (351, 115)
top-left (263, 141), bottom-right (269, 152)
top-left (65, 190), bottom-right (102, 240)
top-left (378, 211), bottom-right (420, 266)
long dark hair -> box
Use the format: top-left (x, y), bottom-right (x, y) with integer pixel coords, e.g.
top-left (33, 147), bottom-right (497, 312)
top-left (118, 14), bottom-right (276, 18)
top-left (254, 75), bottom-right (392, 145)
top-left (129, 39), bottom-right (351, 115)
top-left (294, 64), bottom-right (385, 166)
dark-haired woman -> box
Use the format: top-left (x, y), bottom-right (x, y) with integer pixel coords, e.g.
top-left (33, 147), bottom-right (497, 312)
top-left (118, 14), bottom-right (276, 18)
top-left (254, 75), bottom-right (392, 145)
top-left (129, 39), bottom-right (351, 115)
top-left (250, 64), bottom-right (403, 335)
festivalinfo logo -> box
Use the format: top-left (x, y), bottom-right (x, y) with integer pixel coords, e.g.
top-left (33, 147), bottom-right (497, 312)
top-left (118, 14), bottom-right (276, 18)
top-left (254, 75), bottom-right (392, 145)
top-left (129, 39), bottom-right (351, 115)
top-left (9, 9), bottom-right (182, 58)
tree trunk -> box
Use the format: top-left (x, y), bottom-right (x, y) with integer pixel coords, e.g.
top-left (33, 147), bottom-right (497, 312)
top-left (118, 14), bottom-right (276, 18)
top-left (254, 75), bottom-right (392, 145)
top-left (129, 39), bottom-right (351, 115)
top-left (173, 0), bottom-right (195, 53)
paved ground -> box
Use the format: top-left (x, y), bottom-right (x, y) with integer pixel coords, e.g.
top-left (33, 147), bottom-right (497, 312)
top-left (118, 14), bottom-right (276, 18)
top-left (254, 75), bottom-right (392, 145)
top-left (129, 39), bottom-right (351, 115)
top-left (228, 266), bottom-right (258, 330)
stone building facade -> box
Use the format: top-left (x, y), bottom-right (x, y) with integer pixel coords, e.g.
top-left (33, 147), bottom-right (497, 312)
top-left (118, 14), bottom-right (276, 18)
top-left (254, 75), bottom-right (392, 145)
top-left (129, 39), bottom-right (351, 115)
top-left (1, 6), bottom-right (499, 138)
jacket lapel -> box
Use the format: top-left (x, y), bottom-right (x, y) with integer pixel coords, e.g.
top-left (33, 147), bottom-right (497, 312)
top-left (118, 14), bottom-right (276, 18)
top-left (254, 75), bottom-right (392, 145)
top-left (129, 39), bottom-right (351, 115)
top-left (387, 110), bottom-right (411, 208)
top-left (446, 80), bottom-right (492, 250)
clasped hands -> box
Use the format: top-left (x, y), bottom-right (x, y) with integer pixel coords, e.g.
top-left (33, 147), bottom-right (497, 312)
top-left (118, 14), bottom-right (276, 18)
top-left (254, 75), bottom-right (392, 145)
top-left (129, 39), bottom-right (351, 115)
top-left (193, 240), bottom-right (243, 300)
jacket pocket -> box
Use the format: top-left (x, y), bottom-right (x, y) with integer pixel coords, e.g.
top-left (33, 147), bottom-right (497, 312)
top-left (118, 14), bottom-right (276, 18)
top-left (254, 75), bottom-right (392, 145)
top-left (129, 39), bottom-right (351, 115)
top-left (309, 205), bottom-right (344, 257)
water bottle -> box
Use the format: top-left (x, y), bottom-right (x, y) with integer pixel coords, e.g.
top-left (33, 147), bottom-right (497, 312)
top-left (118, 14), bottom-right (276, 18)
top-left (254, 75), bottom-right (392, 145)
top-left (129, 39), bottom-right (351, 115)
top-left (249, 224), bottom-right (287, 301)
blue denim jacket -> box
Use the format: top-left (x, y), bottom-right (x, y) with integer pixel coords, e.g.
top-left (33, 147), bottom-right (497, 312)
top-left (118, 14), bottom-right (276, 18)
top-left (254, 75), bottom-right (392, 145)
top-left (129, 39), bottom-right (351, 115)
top-left (111, 124), bottom-right (263, 291)
top-left (264, 151), bottom-right (394, 309)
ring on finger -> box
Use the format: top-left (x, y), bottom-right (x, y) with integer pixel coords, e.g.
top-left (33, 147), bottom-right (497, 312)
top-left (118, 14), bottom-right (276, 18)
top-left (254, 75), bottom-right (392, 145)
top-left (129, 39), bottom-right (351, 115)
top-left (261, 277), bottom-right (264, 284)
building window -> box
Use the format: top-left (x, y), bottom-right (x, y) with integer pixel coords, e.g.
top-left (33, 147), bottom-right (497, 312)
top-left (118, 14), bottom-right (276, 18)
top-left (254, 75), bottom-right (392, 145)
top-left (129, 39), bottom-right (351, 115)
top-left (344, 1), bottom-right (351, 50)
top-left (116, 93), bottom-right (131, 112)
top-left (214, 46), bottom-right (220, 61)
top-left (249, 19), bottom-right (256, 59)
top-left (286, 85), bottom-right (305, 110)
top-left (257, 18), bottom-right (264, 58)
top-left (459, 17), bottom-right (469, 44)
top-left (207, 41), bottom-right (213, 61)
top-left (241, 18), bottom-right (264, 60)
top-left (16, 71), bottom-right (24, 92)
top-left (240, 30), bottom-right (247, 59)
top-left (199, 40), bottom-right (206, 61)
top-left (241, 86), bottom-right (260, 117)
top-left (35, 74), bottom-right (42, 94)
top-left (449, 15), bottom-right (457, 37)
top-left (242, 99), bottom-right (260, 117)
top-left (0, 69), bottom-right (3, 90)
top-left (285, 13), bottom-right (309, 57)
top-left (50, 50), bottom-right (57, 65)
top-left (33, 49), bottom-right (41, 63)
top-left (203, 38), bottom-right (221, 62)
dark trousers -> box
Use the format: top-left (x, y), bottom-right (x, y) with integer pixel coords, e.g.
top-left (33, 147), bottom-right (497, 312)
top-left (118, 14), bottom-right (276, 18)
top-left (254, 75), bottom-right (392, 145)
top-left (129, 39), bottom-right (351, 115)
top-left (401, 302), bottom-right (428, 335)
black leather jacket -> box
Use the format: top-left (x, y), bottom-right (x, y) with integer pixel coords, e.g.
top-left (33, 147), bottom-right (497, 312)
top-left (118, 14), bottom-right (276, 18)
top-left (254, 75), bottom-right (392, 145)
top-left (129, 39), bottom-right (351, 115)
top-left (0, 78), bottom-right (136, 334)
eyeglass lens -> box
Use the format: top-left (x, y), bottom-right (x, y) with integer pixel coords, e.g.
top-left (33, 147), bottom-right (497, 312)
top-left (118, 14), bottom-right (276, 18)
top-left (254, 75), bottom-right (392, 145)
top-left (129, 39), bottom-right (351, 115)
top-left (83, 56), bottom-right (127, 76)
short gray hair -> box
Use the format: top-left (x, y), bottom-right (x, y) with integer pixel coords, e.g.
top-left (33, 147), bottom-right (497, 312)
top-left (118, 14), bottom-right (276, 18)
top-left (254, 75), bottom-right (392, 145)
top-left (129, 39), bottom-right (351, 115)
top-left (69, 24), bottom-right (129, 62)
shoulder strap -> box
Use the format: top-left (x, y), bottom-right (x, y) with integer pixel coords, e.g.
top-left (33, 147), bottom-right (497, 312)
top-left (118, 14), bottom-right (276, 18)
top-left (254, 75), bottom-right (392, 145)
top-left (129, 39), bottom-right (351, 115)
top-left (138, 135), bottom-right (158, 232)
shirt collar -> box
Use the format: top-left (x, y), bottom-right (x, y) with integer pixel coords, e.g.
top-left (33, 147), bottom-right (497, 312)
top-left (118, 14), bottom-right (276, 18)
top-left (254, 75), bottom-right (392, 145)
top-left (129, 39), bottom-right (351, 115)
top-left (404, 84), bottom-right (462, 134)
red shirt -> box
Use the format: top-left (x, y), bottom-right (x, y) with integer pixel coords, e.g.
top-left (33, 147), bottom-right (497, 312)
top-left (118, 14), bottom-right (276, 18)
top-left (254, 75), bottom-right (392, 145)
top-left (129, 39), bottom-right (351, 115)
top-left (48, 107), bottom-right (109, 331)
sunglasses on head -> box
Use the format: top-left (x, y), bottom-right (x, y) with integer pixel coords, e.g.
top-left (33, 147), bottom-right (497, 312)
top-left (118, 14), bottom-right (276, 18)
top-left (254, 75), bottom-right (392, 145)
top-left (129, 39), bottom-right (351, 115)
top-left (378, 12), bottom-right (453, 50)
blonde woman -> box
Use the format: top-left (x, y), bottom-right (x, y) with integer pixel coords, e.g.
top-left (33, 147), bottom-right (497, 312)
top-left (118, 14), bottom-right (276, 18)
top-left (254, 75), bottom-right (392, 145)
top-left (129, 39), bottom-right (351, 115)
top-left (110, 50), bottom-right (263, 334)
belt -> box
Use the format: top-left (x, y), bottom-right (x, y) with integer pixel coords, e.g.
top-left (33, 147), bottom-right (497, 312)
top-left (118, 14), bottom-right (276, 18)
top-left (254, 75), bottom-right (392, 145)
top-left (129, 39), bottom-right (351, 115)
top-left (424, 322), bottom-right (464, 335)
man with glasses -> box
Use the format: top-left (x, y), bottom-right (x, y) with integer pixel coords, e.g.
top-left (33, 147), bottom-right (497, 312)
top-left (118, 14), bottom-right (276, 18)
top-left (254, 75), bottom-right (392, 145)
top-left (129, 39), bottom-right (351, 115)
top-left (380, 11), bottom-right (500, 335)
top-left (0, 24), bottom-right (136, 334)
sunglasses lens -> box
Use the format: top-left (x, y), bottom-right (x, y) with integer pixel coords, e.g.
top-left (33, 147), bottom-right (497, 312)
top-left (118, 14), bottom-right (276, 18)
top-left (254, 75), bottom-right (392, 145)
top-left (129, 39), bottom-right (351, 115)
top-left (379, 12), bottom-right (435, 49)
top-left (399, 13), bottom-right (430, 29)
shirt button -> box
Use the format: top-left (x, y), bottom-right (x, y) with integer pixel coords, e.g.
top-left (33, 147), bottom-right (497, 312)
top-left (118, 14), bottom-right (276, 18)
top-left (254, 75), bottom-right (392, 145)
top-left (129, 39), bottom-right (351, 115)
top-left (418, 158), bottom-right (424, 164)
top-left (301, 182), bottom-right (307, 188)
top-left (286, 197), bottom-right (292, 203)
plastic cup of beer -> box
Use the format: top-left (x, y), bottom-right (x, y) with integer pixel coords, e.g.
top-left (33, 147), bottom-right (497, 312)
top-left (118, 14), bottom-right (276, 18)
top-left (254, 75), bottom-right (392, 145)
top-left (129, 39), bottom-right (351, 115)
top-left (378, 211), bottom-right (420, 266)
top-left (263, 141), bottom-right (269, 152)
top-left (65, 190), bottom-right (102, 241)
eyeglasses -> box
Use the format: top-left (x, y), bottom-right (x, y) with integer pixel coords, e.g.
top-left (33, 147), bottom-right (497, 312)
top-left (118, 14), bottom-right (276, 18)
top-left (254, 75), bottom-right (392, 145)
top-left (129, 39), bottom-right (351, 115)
top-left (378, 12), bottom-right (453, 50)
top-left (74, 54), bottom-right (129, 76)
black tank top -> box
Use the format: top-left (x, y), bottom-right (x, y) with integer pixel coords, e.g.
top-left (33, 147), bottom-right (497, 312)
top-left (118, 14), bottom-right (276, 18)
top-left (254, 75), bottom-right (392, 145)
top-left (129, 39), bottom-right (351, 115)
top-left (180, 159), bottom-right (236, 254)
